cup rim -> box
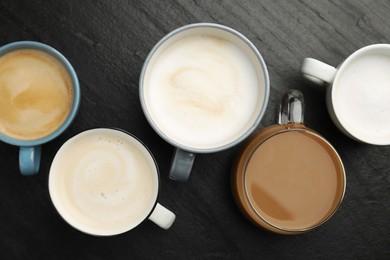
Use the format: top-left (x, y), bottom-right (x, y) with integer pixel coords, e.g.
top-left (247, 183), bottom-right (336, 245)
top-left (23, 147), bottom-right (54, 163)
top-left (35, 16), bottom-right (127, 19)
top-left (241, 127), bottom-right (346, 233)
top-left (48, 128), bottom-right (161, 236)
top-left (139, 23), bottom-right (270, 153)
top-left (331, 43), bottom-right (390, 145)
top-left (0, 41), bottom-right (80, 146)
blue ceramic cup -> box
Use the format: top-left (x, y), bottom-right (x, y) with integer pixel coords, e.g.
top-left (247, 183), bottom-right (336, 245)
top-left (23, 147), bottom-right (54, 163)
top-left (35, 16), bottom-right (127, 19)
top-left (0, 41), bottom-right (80, 176)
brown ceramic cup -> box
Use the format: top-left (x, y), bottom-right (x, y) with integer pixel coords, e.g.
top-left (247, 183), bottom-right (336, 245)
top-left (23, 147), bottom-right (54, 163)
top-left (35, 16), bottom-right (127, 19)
top-left (232, 90), bottom-right (346, 234)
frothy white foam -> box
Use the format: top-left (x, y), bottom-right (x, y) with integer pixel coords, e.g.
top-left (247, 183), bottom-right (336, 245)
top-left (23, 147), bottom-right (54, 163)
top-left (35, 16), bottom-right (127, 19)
top-left (335, 54), bottom-right (390, 142)
top-left (144, 35), bottom-right (261, 149)
top-left (49, 129), bottom-right (158, 235)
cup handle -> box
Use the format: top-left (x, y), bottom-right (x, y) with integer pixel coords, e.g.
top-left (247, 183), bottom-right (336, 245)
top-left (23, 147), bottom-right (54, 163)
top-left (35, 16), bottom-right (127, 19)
top-left (169, 148), bottom-right (195, 182)
top-left (278, 89), bottom-right (305, 125)
top-left (19, 146), bottom-right (41, 176)
top-left (300, 58), bottom-right (337, 85)
top-left (148, 203), bottom-right (176, 229)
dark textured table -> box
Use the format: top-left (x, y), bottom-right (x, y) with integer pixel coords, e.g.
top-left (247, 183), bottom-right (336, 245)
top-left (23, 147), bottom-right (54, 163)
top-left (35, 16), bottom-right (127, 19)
top-left (0, 0), bottom-right (389, 259)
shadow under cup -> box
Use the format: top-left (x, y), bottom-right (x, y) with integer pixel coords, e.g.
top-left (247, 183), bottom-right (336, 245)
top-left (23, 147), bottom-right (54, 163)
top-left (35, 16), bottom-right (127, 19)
top-left (140, 23), bottom-right (269, 181)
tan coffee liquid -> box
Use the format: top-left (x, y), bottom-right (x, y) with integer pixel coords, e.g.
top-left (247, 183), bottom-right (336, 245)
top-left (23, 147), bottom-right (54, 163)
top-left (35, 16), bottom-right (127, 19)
top-left (0, 49), bottom-right (73, 140)
top-left (244, 130), bottom-right (343, 230)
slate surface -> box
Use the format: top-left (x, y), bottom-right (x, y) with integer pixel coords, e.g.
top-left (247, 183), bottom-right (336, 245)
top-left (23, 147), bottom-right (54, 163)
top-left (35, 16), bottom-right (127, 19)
top-left (0, 0), bottom-right (389, 259)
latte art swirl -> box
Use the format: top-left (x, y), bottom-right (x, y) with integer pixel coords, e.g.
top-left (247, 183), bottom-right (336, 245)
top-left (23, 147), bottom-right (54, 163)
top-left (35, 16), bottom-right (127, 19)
top-left (0, 49), bottom-right (73, 140)
top-left (71, 148), bottom-right (137, 221)
top-left (145, 34), bottom-right (261, 149)
top-left (170, 63), bottom-right (235, 115)
top-left (49, 129), bottom-right (158, 234)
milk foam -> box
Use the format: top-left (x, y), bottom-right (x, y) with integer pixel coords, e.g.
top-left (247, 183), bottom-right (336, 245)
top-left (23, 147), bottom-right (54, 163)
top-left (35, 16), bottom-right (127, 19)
top-left (49, 129), bottom-right (158, 234)
top-left (335, 54), bottom-right (390, 141)
top-left (0, 49), bottom-right (73, 140)
top-left (145, 35), bottom-right (261, 149)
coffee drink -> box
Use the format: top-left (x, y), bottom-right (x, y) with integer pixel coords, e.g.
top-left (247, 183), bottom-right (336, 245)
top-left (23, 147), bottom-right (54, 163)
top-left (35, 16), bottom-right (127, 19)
top-left (232, 90), bottom-right (345, 234)
top-left (335, 54), bottom-right (390, 141)
top-left (0, 49), bottom-right (73, 140)
top-left (49, 129), bottom-right (159, 235)
top-left (233, 126), bottom-right (346, 234)
top-left (301, 44), bottom-right (390, 145)
top-left (143, 34), bottom-right (262, 149)
top-left (244, 130), bottom-right (345, 230)
top-left (141, 24), bottom-right (269, 181)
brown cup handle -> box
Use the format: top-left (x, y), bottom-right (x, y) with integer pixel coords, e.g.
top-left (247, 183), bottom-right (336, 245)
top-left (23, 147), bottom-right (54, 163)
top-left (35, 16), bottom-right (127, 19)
top-left (278, 89), bottom-right (305, 125)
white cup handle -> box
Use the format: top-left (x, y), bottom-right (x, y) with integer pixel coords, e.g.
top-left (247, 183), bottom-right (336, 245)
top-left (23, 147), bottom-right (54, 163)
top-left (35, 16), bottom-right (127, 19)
top-left (300, 58), bottom-right (337, 85)
top-left (148, 203), bottom-right (176, 229)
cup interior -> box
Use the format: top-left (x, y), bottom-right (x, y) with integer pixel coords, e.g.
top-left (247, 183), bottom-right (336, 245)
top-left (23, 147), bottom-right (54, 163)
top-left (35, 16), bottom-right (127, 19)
top-left (140, 24), bottom-right (269, 152)
top-left (0, 41), bottom-right (80, 146)
top-left (331, 44), bottom-right (390, 145)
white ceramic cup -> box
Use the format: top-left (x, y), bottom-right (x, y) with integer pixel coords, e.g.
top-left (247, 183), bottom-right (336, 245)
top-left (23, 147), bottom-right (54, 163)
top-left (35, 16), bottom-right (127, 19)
top-left (300, 44), bottom-right (390, 145)
top-left (49, 128), bottom-right (175, 236)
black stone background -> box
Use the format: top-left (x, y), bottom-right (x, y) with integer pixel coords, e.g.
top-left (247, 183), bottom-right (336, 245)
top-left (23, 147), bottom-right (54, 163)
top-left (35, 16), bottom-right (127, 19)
top-left (0, 0), bottom-right (389, 259)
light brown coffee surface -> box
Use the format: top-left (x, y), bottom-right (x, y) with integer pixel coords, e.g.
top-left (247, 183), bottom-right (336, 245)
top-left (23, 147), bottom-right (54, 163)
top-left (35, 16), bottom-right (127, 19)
top-left (0, 49), bottom-right (73, 140)
top-left (245, 131), bottom-right (342, 230)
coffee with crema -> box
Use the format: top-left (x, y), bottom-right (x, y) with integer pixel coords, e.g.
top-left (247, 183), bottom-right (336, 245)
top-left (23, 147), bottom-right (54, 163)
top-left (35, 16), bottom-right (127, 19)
top-left (144, 34), bottom-right (262, 149)
top-left (0, 49), bottom-right (73, 140)
top-left (49, 129), bottom-right (159, 235)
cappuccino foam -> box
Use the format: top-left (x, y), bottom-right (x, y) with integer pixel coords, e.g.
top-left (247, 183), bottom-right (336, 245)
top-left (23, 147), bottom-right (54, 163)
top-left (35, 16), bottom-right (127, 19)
top-left (0, 49), bottom-right (73, 140)
top-left (335, 54), bottom-right (390, 142)
top-left (144, 35), bottom-right (261, 149)
top-left (49, 129), bottom-right (158, 235)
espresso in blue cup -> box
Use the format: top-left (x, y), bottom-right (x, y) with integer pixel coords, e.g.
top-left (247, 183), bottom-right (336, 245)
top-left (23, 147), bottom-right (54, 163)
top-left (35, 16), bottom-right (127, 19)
top-left (0, 41), bottom-right (80, 175)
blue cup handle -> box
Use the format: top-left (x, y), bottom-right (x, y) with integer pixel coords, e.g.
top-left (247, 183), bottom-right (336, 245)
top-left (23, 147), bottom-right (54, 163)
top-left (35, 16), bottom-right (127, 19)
top-left (169, 148), bottom-right (195, 182)
top-left (19, 146), bottom-right (41, 176)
